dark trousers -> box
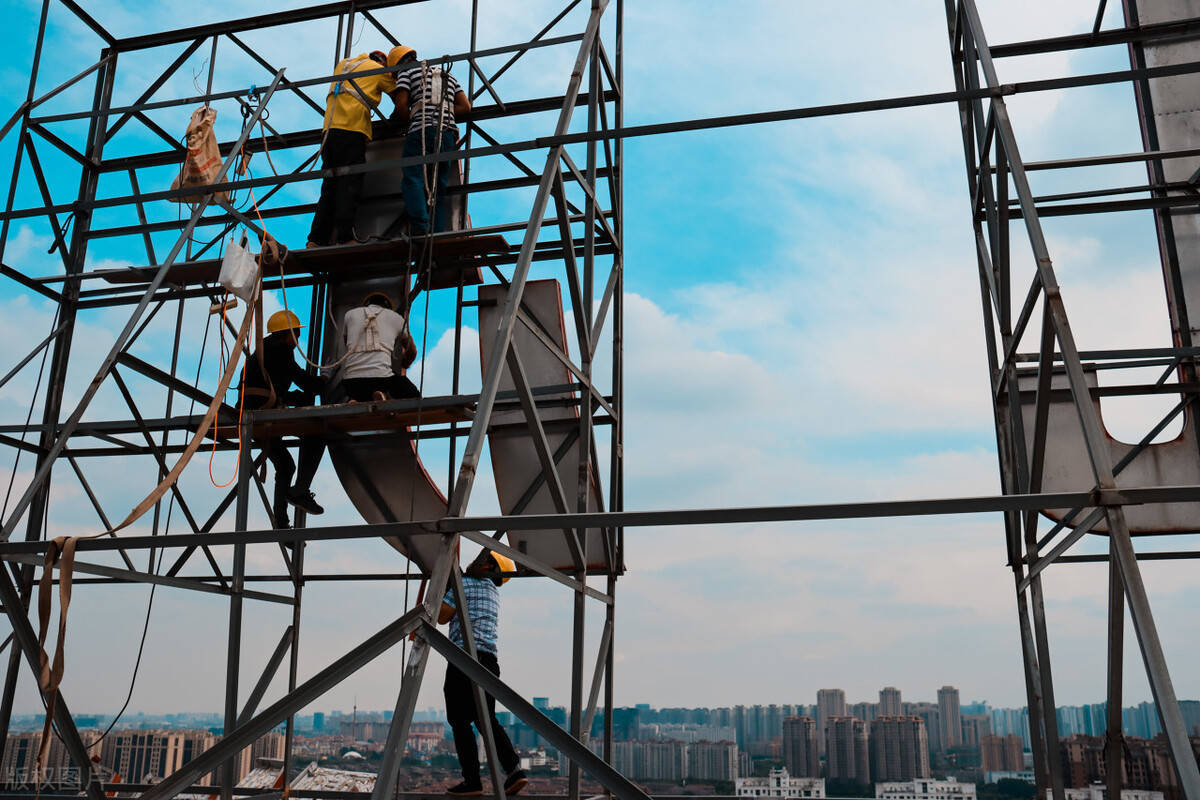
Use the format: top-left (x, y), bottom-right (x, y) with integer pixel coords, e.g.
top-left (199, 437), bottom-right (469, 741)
top-left (444, 651), bottom-right (520, 782)
top-left (261, 437), bottom-right (325, 526)
top-left (308, 127), bottom-right (368, 245)
top-left (402, 127), bottom-right (458, 234)
top-left (343, 375), bottom-right (420, 402)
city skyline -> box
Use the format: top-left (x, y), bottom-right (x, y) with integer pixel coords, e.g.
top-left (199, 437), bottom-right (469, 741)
top-left (15, 691), bottom-right (1194, 721)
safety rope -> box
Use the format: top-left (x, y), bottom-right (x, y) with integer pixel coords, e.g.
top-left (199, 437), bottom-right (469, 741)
top-left (1, 305), bottom-right (59, 522)
top-left (34, 294), bottom-right (257, 777)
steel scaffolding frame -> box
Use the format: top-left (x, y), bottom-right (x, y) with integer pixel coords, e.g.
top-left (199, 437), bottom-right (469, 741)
top-left (0, 1), bottom-right (629, 799)
top-left (0, 2), bottom-right (1196, 800)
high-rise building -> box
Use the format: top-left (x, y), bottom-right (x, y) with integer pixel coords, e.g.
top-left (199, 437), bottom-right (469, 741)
top-left (960, 714), bottom-right (991, 747)
top-left (849, 702), bottom-right (879, 725)
top-left (1, 730), bottom-right (102, 785)
top-left (312, 712), bottom-right (325, 732)
top-left (688, 741), bottom-right (738, 781)
top-left (869, 715), bottom-right (931, 782)
top-left (612, 740), bottom-right (688, 781)
top-left (880, 688), bottom-right (902, 716)
top-left (783, 717), bottom-right (819, 778)
top-left (100, 730), bottom-right (218, 786)
top-left (990, 707), bottom-right (1031, 749)
top-left (816, 690), bottom-right (846, 756)
top-left (979, 734), bottom-right (1024, 773)
top-left (938, 686), bottom-right (962, 750)
top-left (909, 703), bottom-right (941, 756)
top-left (825, 716), bottom-right (868, 782)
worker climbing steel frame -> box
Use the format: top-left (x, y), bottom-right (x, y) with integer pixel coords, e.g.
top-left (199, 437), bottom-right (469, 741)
top-left (1, 2), bottom-right (1200, 800)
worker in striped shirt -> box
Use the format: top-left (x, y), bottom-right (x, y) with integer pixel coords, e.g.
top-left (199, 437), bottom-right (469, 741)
top-left (438, 549), bottom-right (528, 797)
top-left (392, 51), bottom-right (471, 235)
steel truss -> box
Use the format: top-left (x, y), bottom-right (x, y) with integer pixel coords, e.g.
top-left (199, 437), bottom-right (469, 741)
top-left (0, 1), bottom-right (630, 799)
top-left (946, 1), bottom-right (1200, 800)
top-left (0, 2), bottom-right (1198, 800)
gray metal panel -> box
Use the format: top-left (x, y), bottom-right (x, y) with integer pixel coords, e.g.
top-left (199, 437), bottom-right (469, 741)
top-left (327, 432), bottom-right (449, 571)
top-left (356, 132), bottom-right (467, 239)
top-left (1018, 369), bottom-right (1200, 533)
top-left (1133, 0), bottom-right (1200, 343)
top-left (478, 279), bottom-right (607, 570)
top-left (320, 260), bottom-right (451, 575)
top-left (1026, 1), bottom-right (1200, 533)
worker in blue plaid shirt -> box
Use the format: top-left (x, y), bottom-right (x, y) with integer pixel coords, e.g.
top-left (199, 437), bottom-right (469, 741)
top-left (439, 549), bottom-right (528, 797)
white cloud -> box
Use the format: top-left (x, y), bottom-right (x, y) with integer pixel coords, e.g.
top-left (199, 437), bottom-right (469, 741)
top-left (1, 0), bottom-right (1195, 722)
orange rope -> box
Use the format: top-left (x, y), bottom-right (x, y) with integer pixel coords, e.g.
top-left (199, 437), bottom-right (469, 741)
top-left (208, 141), bottom-right (263, 488)
top-left (207, 298), bottom-right (244, 488)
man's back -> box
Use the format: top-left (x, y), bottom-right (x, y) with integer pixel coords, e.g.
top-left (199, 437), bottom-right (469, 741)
top-left (443, 576), bottom-right (500, 655)
top-left (342, 304), bottom-right (407, 379)
top-left (395, 63), bottom-right (462, 135)
top-left (324, 53), bottom-right (397, 139)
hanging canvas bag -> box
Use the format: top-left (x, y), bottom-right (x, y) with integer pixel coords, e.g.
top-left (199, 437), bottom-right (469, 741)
top-left (170, 106), bottom-right (228, 204)
top-left (219, 232), bottom-right (259, 302)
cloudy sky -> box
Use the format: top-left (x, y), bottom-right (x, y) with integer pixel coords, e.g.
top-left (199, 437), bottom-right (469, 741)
top-left (0, 0), bottom-right (1196, 727)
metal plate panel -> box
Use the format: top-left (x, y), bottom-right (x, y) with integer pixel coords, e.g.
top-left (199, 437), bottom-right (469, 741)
top-left (478, 279), bottom-right (609, 570)
top-left (1132, 0), bottom-right (1200, 342)
top-left (1018, 369), bottom-right (1200, 533)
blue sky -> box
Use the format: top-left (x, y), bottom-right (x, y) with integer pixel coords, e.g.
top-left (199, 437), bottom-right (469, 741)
top-left (0, 0), bottom-right (1197, 724)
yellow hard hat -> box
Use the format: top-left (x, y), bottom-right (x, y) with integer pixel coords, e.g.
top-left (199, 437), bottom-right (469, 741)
top-left (388, 45), bottom-right (416, 67)
top-left (487, 550), bottom-right (516, 585)
top-left (267, 309), bottom-right (303, 334)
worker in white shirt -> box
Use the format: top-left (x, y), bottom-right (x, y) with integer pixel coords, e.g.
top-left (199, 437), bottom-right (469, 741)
top-left (340, 291), bottom-right (420, 402)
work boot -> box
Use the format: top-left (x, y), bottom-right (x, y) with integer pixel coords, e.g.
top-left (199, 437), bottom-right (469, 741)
top-left (286, 488), bottom-right (324, 515)
top-left (503, 770), bottom-right (528, 796)
top-left (446, 780), bottom-right (482, 797)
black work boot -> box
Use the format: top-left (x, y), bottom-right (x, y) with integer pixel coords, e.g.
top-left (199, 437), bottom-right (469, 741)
top-left (446, 780), bottom-right (482, 797)
top-left (287, 487), bottom-right (324, 515)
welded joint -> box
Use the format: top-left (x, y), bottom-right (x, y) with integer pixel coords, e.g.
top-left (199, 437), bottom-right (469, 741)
top-left (1094, 488), bottom-right (1133, 507)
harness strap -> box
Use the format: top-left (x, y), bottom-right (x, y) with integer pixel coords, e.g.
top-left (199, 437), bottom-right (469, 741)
top-left (347, 307), bottom-right (395, 355)
top-left (35, 535), bottom-right (76, 779)
top-left (329, 56), bottom-right (380, 114)
top-left (33, 300), bottom-right (258, 776)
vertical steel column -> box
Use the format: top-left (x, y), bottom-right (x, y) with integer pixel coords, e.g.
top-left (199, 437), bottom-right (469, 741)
top-left (944, 3), bottom-right (1055, 793)
top-left (370, 534), bottom-right (459, 800)
top-left (1105, 541), bottom-right (1124, 800)
top-left (0, 31), bottom-right (116, 775)
top-left (343, 4), bottom-right (356, 60)
top-left (607, 4), bottom-right (625, 770)
top-left (0, 0), bottom-right (53, 757)
top-left (569, 7), bottom-right (603, 798)
top-left (222, 424), bottom-right (253, 799)
top-left (281, 538), bottom-right (304, 790)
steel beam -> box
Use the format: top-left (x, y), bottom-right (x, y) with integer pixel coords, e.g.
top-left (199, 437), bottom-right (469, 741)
top-left (424, 623), bottom-right (650, 800)
top-left (140, 607), bottom-right (428, 800)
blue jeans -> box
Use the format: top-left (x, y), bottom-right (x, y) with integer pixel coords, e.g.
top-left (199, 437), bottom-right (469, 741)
top-left (402, 127), bottom-right (458, 234)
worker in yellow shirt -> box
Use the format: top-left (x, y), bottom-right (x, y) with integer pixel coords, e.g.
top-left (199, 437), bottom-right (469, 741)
top-left (307, 46), bottom-right (412, 247)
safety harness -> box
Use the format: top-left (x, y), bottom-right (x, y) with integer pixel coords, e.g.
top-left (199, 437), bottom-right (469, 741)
top-left (347, 305), bottom-right (394, 356)
top-left (407, 61), bottom-right (454, 126)
top-left (328, 55), bottom-right (381, 114)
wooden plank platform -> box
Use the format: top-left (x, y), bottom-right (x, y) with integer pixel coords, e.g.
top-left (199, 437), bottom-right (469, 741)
top-left (210, 396), bottom-right (475, 439)
top-left (98, 234), bottom-right (507, 287)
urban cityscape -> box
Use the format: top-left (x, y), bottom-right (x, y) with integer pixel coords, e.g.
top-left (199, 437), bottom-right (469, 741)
top-left (4, 686), bottom-right (1198, 799)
